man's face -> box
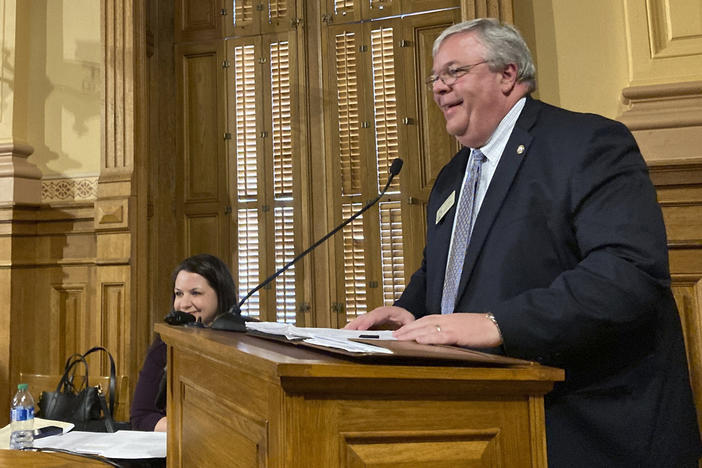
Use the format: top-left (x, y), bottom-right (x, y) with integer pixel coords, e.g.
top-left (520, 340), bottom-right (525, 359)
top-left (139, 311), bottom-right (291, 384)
top-left (431, 32), bottom-right (507, 148)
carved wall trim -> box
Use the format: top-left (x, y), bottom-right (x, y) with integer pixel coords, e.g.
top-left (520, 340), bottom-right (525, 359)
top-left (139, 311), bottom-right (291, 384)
top-left (41, 177), bottom-right (98, 203)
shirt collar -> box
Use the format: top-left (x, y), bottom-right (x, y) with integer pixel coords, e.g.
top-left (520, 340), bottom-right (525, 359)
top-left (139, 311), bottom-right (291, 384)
top-left (472, 97), bottom-right (526, 163)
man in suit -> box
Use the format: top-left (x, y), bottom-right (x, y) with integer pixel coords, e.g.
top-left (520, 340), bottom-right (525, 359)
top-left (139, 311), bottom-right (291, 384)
top-left (346, 18), bottom-right (701, 466)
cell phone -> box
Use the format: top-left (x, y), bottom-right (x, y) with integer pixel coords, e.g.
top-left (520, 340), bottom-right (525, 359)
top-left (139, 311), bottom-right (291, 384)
top-left (33, 425), bottom-right (63, 439)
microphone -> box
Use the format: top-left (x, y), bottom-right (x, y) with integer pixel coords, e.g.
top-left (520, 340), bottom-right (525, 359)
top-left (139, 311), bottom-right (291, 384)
top-left (236, 157), bottom-right (404, 311)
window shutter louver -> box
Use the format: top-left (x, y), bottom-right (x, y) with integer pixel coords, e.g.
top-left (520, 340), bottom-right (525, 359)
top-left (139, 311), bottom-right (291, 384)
top-left (237, 208), bottom-right (261, 317)
top-left (274, 206), bottom-right (296, 322)
top-left (371, 27), bottom-right (400, 194)
top-left (233, 0), bottom-right (255, 28)
top-left (379, 201), bottom-right (404, 305)
top-left (271, 41), bottom-right (293, 200)
top-left (371, 26), bottom-right (404, 305)
top-left (233, 43), bottom-right (262, 317)
top-left (335, 31), bottom-right (362, 197)
top-left (342, 202), bottom-right (367, 319)
top-left (234, 45), bottom-right (259, 200)
top-left (270, 40), bottom-right (296, 321)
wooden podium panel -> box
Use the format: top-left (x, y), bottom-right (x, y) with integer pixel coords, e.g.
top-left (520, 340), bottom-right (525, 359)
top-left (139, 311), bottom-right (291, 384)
top-left (156, 324), bottom-right (564, 468)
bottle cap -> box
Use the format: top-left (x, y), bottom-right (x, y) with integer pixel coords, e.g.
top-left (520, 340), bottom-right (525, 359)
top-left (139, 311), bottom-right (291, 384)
top-left (17, 383), bottom-right (28, 390)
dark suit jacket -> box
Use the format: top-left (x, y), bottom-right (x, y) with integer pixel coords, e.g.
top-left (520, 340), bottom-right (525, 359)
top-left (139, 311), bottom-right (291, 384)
top-left (395, 97), bottom-right (701, 467)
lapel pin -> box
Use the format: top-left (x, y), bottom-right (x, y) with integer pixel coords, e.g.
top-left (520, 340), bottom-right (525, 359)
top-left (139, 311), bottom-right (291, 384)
top-left (517, 144), bottom-right (525, 155)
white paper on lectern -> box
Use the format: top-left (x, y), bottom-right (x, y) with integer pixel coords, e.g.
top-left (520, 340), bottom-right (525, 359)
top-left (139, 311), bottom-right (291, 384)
top-left (33, 430), bottom-right (166, 459)
top-left (246, 322), bottom-right (396, 354)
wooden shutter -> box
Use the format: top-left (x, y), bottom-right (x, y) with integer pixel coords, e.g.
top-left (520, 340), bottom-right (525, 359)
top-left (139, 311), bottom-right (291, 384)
top-left (371, 25), bottom-right (405, 306)
top-left (228, 0), bottom-right (296, 36)
top-left (227, 31), bottom-right (299, 321)
top-left (270, 38), bottom-right (297, 323)
top-left (230, 38), bottom-right (263, 317)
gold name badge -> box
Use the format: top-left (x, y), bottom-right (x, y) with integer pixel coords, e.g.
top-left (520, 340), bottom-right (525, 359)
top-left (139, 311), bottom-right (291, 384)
top-left (436, 191), bottom-right (455, 224)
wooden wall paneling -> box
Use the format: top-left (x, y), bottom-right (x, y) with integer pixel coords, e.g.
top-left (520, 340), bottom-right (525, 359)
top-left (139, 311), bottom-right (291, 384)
top-left (652, 166), bottom-right (702, 440)
top-left (175, 0), bottom-right (223, 43)
top-left (147, 0), bottom-right (179, 339)
top-left (176, 40), bottom-right (229, 259)
top-left (673, 279), bottom-right (702, 431)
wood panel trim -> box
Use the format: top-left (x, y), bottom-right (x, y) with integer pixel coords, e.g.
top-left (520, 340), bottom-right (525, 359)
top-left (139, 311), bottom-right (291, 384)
top-left (461, 0), bottom-right (514, 22)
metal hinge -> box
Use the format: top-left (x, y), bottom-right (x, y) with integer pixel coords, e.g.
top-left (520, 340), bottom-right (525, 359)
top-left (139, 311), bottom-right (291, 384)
top-left (331, 302), bottom-right (345, 314)
top-left (368, 281), bottom-right (379, 288)
top-left (291, 17), bottom-right (303, 29)
top-left (222, 60), bottom-right (230, 68)
top-left (220, 8), bottom-right (227, 16)
top-left (224, 132), bottom-right (232, 140)
top-left (399, 39), bottom-right (413, 47)
top-left (359, 45), bottom-right (368, 52)
top-left (321, 13), bottom-right (333, 24)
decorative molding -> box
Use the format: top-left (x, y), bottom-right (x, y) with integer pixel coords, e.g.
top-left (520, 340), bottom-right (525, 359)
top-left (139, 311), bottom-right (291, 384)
top-left (0, 140), bottom-right (41, 206)
top-left (96, 199), bottom-right (127, 227)
top-left (620, 81), bottom-right (702, 131)
top-left (41, 177), bottom-right (98, 203)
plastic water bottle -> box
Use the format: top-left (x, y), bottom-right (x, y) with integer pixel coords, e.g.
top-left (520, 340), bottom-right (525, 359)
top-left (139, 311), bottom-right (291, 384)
top-left (9, 383), bottom-right (34, 450)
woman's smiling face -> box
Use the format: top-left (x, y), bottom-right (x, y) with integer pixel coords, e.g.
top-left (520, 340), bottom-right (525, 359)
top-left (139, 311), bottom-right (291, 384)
top-left (173, 270), bottom-right (219, 325)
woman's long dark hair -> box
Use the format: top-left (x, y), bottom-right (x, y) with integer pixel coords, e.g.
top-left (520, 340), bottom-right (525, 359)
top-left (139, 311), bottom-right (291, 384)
top-left (170, 254), bottom-right (237, 317)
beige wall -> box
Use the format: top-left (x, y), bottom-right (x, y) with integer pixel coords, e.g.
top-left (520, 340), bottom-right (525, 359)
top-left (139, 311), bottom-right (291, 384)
top-left (515, 0), bottom-right (629, 120)
top-left (24, 0), bottom-right (102, 178)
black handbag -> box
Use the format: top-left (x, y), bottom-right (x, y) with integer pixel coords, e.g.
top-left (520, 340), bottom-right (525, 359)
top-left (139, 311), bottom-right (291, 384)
top-left (38, 346), bottom-right (128, 432)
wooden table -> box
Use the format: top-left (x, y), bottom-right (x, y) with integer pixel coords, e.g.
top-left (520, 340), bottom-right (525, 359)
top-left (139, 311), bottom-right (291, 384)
top-left (0, 448), bottom-right (109, 466)
top-left (157, 324), bottom-right (564, 467)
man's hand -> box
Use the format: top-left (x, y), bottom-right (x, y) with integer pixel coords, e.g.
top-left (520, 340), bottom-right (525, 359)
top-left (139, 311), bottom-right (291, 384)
top-left (393, 313), bottom-right (502, 348)
top-left (343, 306), bottom-right (415, 330)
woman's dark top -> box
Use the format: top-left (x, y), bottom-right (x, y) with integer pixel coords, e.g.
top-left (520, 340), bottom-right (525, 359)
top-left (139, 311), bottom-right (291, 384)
top-left (130, 335), bottom-right (166, 431)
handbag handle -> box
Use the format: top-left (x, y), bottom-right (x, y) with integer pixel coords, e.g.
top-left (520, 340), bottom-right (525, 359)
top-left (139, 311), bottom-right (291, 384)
top-left (56, 354), bottom-right (90, 394)
top-left (80, 346), bottom-right (117, 416)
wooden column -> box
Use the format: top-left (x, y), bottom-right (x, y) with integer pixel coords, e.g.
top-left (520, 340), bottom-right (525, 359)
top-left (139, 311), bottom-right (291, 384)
top-left (96, 0), bottom-right (149, 403)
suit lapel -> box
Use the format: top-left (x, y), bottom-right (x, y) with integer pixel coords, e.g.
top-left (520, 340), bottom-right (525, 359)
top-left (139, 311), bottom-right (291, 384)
top-left (454, 99), bottom-right (540, 303)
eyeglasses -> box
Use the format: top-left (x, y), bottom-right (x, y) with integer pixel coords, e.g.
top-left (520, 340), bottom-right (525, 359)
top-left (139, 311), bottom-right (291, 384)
top-left (425, 61), bottom-right (488, 89)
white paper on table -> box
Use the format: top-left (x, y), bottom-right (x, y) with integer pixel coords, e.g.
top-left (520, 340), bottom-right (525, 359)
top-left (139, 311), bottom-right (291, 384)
top-left (246, 322), bottom-right (396, 354)
top-left (33, 430), bottom-right (166, 459)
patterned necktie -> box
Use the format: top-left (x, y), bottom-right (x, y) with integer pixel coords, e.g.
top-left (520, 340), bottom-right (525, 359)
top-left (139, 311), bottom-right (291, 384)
top-left (440, 149), bottom-right (486, 315)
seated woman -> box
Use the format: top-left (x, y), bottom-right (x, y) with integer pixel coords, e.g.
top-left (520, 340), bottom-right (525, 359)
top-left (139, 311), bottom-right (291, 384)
top-left (130, 253), bottom-right (237, 431)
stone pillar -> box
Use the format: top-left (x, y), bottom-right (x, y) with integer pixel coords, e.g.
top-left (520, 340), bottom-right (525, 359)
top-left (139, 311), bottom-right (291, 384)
top-left (0, 0), bottom-right (42, 425)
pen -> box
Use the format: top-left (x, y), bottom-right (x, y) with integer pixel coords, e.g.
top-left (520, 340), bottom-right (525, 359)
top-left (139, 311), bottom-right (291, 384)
top-left (359, 334), bottom-right (380, 339)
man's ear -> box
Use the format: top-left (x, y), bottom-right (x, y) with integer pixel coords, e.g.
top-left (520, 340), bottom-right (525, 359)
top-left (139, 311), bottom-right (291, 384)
top-left (500, 63), bottom-right (519, 94)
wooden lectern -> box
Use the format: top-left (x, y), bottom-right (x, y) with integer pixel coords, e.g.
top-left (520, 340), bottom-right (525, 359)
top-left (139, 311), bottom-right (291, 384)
top-left (156, 324), bottom-right (564, 467)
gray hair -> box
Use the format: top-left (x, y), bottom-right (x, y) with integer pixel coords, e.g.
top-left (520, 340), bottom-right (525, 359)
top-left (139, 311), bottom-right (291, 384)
top-left (433, 18), bottom-right (536, 92)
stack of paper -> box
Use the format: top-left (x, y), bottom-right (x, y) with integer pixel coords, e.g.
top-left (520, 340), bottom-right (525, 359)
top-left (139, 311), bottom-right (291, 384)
top-left (246, 322), bottom-right (396, 354)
